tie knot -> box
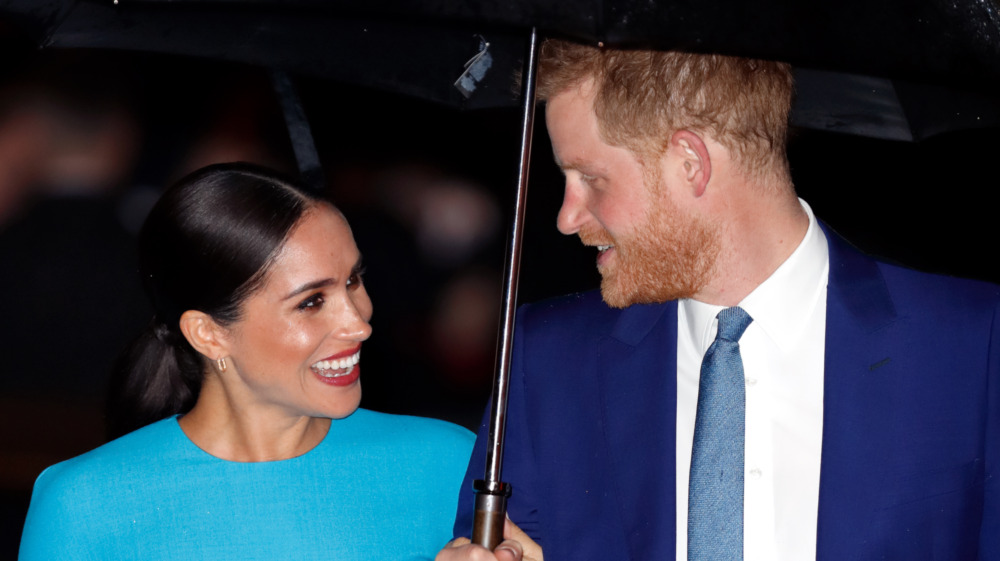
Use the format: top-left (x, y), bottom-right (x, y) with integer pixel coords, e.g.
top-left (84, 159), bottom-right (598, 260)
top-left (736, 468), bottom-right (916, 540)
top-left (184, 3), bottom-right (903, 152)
top-left (715, 306), bottom-right (752, 342)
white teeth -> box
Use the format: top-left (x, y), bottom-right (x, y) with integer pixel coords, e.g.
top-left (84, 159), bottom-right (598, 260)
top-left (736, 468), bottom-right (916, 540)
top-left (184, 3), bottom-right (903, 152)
top-left (597, 245), bottom-right (612, 251)
top-left (311, 350), bottom-right (361, 377)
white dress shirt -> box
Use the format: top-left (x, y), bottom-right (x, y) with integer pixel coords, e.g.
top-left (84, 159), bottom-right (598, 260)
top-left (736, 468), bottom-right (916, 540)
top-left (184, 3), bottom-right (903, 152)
top-left (676, 199), bottom-right (829, 561)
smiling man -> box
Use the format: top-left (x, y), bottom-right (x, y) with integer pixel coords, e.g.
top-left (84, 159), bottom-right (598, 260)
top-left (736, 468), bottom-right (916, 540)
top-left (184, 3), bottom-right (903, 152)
top-left (443, 40), bottom-right (1000, 561)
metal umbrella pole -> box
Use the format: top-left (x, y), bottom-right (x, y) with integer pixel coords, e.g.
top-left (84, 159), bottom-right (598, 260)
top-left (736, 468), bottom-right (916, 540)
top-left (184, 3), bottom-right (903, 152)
top-left (471, 27), bottom-right (539, 550)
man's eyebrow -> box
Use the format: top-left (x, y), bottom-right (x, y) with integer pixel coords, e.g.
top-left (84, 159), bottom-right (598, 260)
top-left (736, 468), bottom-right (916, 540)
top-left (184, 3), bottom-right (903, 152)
top-left (552, 150), bottom-right (563, 168)
top-left (555, 160), bottom-right (595, 177)
top-left (554, 160), bottom-right (577, 175)
top-left (284, 278), bottom-right (335, 300)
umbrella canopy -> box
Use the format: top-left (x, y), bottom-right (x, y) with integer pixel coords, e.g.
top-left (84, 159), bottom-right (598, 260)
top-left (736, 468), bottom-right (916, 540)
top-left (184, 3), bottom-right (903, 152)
top-left (80, 0), bottom-right (1000, 89)
top-left (4, 0), bottom-right (1000, 140)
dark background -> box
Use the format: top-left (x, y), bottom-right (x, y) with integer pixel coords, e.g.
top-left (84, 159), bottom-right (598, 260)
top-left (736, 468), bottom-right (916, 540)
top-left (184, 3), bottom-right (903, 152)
top-left (0, 47), bottom-right (997, 558)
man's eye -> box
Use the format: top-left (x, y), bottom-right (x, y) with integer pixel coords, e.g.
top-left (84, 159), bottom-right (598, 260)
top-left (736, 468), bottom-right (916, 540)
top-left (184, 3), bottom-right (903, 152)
top-left (297, 293), bottom-right (325, 310)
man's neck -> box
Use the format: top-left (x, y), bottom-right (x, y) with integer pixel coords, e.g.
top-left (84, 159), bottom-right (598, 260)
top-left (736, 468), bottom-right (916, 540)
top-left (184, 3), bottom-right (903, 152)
top-left (692, 182), bottom-right (808, 307)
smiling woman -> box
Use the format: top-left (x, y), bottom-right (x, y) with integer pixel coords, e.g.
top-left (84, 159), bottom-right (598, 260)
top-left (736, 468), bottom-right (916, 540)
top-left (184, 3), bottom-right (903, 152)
top-left (17, 163), bottom-right (474, 560)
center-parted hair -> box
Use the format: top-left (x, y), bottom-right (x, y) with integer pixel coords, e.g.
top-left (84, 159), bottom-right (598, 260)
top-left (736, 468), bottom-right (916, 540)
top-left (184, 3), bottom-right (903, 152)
top-left (108, 163), bottom-right (319, 437)
top-left (537, 40), bottom-right (794, 182)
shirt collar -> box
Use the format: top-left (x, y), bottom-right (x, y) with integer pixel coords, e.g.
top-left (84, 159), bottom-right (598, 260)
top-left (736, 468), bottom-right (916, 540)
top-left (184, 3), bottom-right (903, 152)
top-left (680, 199), bottom-right (829, 353)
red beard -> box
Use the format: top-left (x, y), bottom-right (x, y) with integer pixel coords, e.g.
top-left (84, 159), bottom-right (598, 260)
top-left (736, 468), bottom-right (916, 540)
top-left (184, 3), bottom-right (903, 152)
top-left (580, 194), bottom-right (719, 308)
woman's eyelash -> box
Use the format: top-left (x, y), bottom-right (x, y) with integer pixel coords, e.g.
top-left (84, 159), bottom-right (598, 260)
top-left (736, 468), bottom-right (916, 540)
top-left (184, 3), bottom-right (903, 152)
top-left (347, 266), bottom-right (367, 287)
top-left (296, 293), bottom-right (325, 310)
top-left (296, 266), bottom-right (365, 309)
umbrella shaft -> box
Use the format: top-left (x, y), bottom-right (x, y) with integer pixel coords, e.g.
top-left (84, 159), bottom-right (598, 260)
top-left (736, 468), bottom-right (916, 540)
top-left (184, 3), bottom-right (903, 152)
top-left (484, 26), bottom-right (539, 487)
top-left (473, 27), bottom-right (538, 550)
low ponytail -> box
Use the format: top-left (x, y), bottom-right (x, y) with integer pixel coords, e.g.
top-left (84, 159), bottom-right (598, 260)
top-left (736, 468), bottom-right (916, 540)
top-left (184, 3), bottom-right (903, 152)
top-left (107, 319), bottom-right (203, 438)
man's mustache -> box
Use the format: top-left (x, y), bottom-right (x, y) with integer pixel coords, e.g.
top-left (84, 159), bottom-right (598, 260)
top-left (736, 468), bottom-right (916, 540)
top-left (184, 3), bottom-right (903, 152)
top-left (578, 226), bottom-right (614, 247)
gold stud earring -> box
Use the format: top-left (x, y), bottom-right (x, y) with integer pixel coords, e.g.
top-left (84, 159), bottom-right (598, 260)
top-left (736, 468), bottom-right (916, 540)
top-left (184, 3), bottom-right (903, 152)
top-left (217, 357), bottom-right (228, 372)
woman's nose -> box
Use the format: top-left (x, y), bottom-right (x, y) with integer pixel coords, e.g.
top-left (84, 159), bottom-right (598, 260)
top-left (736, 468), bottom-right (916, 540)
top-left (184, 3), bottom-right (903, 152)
top-left (335, 291), bottom-right (373, 341)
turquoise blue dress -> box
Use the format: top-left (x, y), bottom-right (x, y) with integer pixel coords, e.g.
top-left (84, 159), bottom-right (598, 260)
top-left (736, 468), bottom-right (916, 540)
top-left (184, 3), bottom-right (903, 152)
top-left (19, 409), bottom-right (474, 560)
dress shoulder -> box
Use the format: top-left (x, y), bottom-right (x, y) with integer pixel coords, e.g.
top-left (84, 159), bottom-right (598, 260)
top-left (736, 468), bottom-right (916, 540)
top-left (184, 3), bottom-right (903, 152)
top-left (30, 417), bottom-right (179, 497)
top-left (340, 408), bottom-right (474, 460)
top-left (19, 418), bottom-right (182, 561)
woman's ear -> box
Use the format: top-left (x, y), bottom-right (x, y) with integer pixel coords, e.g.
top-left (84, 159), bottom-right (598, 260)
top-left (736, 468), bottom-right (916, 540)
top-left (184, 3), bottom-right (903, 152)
top-left (178, 310), bottom-right (230, 362)
top-left (669, 130), bottom-right (712, 197)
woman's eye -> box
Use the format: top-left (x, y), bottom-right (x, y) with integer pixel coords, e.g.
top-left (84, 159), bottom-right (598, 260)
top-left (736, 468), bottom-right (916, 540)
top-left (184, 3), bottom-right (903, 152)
top-left (347, 267), bottom-right (366, 289)
top-left (297, 293), bottom-right (325, 310)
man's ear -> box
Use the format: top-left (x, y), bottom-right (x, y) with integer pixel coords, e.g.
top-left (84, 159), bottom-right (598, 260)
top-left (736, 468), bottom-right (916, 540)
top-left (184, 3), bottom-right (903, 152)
top-left (178, 310), bottom-right (230, 362)
top-left (669, 130), bottom-right (711, 197)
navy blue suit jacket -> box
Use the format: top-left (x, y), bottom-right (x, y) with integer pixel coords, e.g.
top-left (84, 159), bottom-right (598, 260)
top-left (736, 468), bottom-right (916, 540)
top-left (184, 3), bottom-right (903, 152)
top-left (456, 230), bottom-right (1000, 560)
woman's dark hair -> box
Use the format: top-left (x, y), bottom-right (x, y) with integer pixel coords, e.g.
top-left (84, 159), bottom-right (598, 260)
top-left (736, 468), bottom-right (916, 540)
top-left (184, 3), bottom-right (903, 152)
top-left (108, 162), bottom-right (319, 437)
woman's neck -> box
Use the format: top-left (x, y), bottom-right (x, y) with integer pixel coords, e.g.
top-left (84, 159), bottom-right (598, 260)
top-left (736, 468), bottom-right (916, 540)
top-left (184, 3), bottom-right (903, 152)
top-left (178, 376), bottom-right (331, 462)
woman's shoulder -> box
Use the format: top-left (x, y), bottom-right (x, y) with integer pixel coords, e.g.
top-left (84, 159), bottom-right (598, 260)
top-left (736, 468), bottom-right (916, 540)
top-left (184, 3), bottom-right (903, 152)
top-left (335, 409), bottom-right (474, 455)
top-left (348, 408), bottom-right (473, 437)
top-left (32, 417), bottom-right (183, 496)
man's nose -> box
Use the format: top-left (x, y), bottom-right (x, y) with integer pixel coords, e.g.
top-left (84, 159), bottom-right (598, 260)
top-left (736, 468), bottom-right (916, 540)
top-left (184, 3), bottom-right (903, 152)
top-left (556, 183), bottom-right (587, 235)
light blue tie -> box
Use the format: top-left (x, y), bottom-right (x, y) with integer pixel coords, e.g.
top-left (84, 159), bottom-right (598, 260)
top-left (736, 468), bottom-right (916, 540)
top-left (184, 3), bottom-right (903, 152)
top-left (688, 306), bottom-right (753, 561)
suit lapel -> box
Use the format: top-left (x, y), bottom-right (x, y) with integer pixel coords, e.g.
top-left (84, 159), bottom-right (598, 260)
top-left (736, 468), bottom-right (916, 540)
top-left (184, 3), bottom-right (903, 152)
top-left (816, 226), bottom-right (898, 558)
top-left (597, 301), bottom-right (678, 561)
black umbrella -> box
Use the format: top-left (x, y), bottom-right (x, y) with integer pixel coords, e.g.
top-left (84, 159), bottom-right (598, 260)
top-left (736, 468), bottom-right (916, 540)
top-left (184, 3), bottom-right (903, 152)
top-left (17, 0), bottom-right (1000, 84)
top-left (5, 0), bottom-right (1000, 137)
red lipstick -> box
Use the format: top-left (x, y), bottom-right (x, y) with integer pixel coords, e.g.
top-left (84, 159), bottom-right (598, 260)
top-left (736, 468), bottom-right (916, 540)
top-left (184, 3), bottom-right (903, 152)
top-left (318, 344), bottom-right (362, 363)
